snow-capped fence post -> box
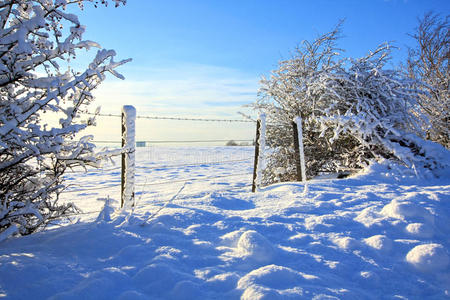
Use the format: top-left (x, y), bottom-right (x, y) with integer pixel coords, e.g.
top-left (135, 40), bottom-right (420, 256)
top-left (293, 117), bottom-right (306, 182)
top-left (121, 105), bottom-right (136, 208)
top-left (252, 114), bottom-right (266, 192)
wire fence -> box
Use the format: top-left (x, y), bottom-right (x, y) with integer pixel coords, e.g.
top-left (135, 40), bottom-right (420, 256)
top-left (52, 110), bottom-right (258, 225)
top-left (84, 112), bottom-right (256, 123)
top-left (87, 112), bottom-right (256, 147)
top-left (59, 151), bottom-right (255, 214)
top-left (62, 159), bottom-right (253, 194)
top-left (91, 139), bottom-right (254, 145)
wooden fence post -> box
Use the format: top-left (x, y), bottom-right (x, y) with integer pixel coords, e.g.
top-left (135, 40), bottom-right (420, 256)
top-left (121, 105), bottom-right (136, 208)
top-left (252, 119), bottom-right (261, 193)
top-left (292, 117), bottom-right (306, 182)
top-left (252, 114), bottom-right (266, 192)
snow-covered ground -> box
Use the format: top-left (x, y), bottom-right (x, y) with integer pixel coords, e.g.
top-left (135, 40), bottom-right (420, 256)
top-left (0, 147), bottom-right (449, 299)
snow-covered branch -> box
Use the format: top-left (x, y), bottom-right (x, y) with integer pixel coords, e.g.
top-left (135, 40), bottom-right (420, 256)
top-left (0, 0), bottom-right (128, 238)
top-left (253, 24), bottom-right (448, 185)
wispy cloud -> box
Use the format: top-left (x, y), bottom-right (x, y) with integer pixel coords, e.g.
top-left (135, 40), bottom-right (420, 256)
top-left (85, 64), bottom-right (259, 142)
top-left (92, 63), bottom-right (259, 118)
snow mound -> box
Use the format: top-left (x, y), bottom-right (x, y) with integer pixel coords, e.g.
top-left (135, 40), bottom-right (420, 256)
top-left (238, 265), bottom-right (317, 299)
top-left (240, 285), bottom-right (280, 300)
top-left (406, 243), bottom-right (449, 272)
top-left (133, 263), bottom-right (190, 293)
top-left (381, 200), bottom-right (434, 223)
top-left (236, 230), bottom-right (275, 264)
top-left (169, 280), bottom-right (204, 300)
top-left (331, 236), bottom-right (358, 251)
top-left (405, 223), bottom-right (434, 238)
top-left (50, 268), bottom-right (130, 300)
top-left (363, 235), bottom-right (392, 251)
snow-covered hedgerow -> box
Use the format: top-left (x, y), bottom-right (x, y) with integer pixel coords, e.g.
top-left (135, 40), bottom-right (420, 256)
top-left (0, 0), bottom-right (129, 238)
top-left (251, 24), bottom-right (449, 185)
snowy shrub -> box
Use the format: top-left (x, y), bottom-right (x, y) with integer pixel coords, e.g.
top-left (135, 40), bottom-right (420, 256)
top-left (0, 0), bottom-right (129, 238)
top-left (406, 12), bottom-right (449, 149)
top-left (252, 24), bottom-right (447, 185)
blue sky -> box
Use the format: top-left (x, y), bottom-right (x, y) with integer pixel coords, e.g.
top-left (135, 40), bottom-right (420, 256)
top-left (73, 0), bottom-right (449, 142)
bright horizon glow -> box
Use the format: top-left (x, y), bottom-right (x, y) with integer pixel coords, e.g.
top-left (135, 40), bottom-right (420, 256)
top-left (69, 0), bottom-right (449, 144)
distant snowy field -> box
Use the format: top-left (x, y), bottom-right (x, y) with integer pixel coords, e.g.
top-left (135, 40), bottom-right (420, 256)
top-left (1, 147), bottom-right (449, 299)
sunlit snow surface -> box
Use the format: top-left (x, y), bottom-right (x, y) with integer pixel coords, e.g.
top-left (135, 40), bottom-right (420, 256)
top-left (1, 147), bottom-right (449, 299)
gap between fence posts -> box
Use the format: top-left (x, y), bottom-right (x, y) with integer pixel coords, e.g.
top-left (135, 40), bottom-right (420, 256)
top-left (292, 117), bottom-right (306, 182)
top-left (121, 105), bottom-right (136, 208)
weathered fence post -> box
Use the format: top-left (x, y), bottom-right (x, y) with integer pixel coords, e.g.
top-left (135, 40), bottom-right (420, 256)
top-left (121, 105), bottom-right (136, 208)
top-left (252, 114), bottom-right (266, 192)
top-left (292, 116), bottom-right (306, 182)
top-left (252, 120), bottom-right (261, 193)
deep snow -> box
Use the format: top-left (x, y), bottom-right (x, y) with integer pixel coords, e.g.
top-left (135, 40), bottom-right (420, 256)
top-left (0, 147), bottom-right (449, 299)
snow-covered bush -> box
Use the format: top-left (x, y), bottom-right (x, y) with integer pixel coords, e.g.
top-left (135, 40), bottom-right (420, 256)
top-left (406, 12), bottom-right (449, 149)
top-left (252, 25), bottom-right (448, 185)
top-left (0, 0), bottom-right (129, 238)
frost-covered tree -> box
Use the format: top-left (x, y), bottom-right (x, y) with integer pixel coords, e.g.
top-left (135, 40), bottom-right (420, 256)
top-left (407, 12), bottom-right (449, 149)
top-left (0, 0), bottom-right (129, 238)
top-left (252, 25), bottom-right (447, 185)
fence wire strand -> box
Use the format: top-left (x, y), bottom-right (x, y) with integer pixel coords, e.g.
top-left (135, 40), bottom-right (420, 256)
top-left (136, 157), bottom-right (253, 170)
top-left (66, 166), bottom-right (122, 174)
top-left (84, 112), bottom-right (255, 123)
top-left (61, 171), bottom-right (250, 193)
top-left (61, 183), bottom-right (121, 194)
top-left (91, 140), bottom-right (254, 145)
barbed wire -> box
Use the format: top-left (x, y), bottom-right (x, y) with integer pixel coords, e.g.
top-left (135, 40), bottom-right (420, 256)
top-left (91, 139), bottom-right (254, 144)
top-left (83, 112), bottom-right (255, 123)
top-left (142, 139), bottom-right (254, 144)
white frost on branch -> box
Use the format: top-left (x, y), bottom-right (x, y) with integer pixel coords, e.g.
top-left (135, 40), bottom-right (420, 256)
top-left (252, 24), bottom-right (449, 185)
top-left (0, 0), bottom-right (129, 238)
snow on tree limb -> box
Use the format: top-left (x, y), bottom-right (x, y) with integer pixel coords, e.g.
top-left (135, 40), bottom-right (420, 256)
top-left (252, 23), bottom-right (449, 186)
top-left (0, 0), bottom-right (129, 238)
top-left (406, 12), bottom-right (449, 149)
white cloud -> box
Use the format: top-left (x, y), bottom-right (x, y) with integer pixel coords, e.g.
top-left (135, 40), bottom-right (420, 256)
top-left (84, 63), bottom-right (259, 143)
top-left (92, 63), bottom-right (258, 116)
